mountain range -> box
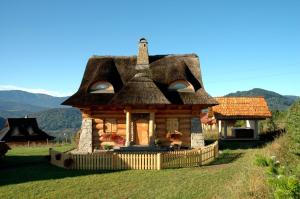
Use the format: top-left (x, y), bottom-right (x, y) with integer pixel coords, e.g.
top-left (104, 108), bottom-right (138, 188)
top-left (226, 88), bottom-right (298, 110)
top-left (0, 89), bottom-right (298, 139)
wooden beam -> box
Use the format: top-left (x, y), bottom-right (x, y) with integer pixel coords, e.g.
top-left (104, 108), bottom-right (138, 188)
top-left (149, 112), bottom-right (155, 146)
top-left (125, 111), bottom-right (131, 146)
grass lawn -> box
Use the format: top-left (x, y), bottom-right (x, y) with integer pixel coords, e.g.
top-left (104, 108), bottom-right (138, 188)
top-left (0, 144), bottom-right (270, 199)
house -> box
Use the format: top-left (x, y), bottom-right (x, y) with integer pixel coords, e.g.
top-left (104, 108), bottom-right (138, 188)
top-left (0, 118), bottom-right (55, 144)
top-left (211, 97), bottom-right (272, 140)
top-left (200, 112), bottom-right (217, 132)
top-left (63, 38), bottom-right (217, 153)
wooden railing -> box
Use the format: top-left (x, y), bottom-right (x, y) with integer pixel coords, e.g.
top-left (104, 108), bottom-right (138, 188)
top-left (50, 141), bottom-right (218, 170)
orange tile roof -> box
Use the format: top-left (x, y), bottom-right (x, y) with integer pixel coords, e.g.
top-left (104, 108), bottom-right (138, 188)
top-left (212, 97), bottom-right (272, 120)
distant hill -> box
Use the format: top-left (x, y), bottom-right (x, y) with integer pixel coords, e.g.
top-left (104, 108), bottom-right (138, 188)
top-left (28, 108), bottom-right (82, 141)
top-left (29, 108), bottom-right (81, 131)
top-left (0, 90), bottom-right (67, 108)
top-left (0, 116), bottom-right (5, 128)
top-left (226, 88), bottom-right (299, 110)
top-left (0, 90), bottom-right (68, 118)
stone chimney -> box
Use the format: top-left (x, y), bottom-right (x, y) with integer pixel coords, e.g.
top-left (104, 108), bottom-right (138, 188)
top-left (136, 38), bottom-right (149, 70)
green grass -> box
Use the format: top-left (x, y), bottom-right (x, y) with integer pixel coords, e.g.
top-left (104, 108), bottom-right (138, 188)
top-left (0, 144), bottom-right (270, 199)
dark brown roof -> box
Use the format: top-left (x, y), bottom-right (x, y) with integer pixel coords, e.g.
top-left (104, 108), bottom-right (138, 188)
top-left (0, 118), bottom-right (54, 142)
top-left (63, 53), bottom-right (217, 107)
top-left (212, 97), bottom-right (272, 120)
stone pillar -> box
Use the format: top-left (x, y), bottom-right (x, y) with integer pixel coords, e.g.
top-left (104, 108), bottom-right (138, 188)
top-left (191, 117), bottom-right (204, 148)
top-left (125, 111), bottom-right (131, 146)
top-left (78, 118), bottom-right (93, 153)
top-left (149, 112), bottom-right (155, 146)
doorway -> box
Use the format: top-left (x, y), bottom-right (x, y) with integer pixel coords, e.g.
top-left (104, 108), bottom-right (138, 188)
top-left (132, 113), bottom-right (149, 145)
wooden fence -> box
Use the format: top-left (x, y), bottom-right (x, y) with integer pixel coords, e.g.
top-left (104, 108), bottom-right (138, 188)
top-left (50, 141), bottom-right (218, 170)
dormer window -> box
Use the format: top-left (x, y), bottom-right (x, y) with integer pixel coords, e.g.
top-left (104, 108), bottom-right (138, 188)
top-left (89, 81), bottom-right (114, 93)
top-left (168, 80), bottom-right (195, 92)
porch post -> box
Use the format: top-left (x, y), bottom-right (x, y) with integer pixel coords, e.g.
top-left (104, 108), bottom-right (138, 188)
top-left (254, 120), bottom-right (259, 139)
top-left (224, 121), bottom-right (228, 138)
top-left (125, 111), bottom-right (131, 146)
top-left (218, 120), bottom-right (222, 138)
top-left (246, 120), bottom-right (251, 128)
top-left (149, 112), bottom-right (155, 145)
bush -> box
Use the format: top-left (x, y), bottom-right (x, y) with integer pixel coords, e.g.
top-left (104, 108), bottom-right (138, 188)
top-left (103, 145), bottom-right (113, 150)
top-left (268, 175), bottom-right (300, 199)
top-left (255, 155), bottom-right (270, 167)
top-left (0, 142), bottom-right (10, 159)
top-left (256, 155), bottom-right (300, 199)
top-left (286, 100), bottom-right (300, 155)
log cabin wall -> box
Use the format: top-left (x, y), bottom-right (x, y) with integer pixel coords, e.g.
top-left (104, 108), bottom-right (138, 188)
top-left (155, 109), bottom-right (192, 148)
top-left (82, 109), bottom-right (126, 149)
top-left (81, 108), bottom-right (196, 149)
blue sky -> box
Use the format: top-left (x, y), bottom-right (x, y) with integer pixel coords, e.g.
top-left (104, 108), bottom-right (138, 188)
top-left (0, 0), bottom-right (299, 97)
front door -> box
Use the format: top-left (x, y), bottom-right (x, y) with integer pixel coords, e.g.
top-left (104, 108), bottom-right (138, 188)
top-left (132, 113), bottom-right (149, 145)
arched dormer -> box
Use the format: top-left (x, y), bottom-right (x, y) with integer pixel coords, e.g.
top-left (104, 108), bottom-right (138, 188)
top-left (168, 80), bottom-right (195, 92)
top-left (89, 81), bottom-right (114, 94)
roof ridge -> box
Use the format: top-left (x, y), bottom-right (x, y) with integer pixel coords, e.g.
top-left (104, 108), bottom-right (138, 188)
top-left (89, 53), bottom-right (198, 59)
top-left (215, 96), bottom-right (266, 98)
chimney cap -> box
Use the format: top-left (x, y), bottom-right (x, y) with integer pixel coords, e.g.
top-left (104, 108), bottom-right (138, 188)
top-left (139, 38), bottom-right (147, 43)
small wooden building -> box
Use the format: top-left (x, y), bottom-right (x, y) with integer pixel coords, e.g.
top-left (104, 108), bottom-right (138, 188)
top-left (0, 118), bottom-right (55, 144)
top-left (63, 38), bottom-right (217, 152)
top-left (211, 97), bottom-right (272, 140)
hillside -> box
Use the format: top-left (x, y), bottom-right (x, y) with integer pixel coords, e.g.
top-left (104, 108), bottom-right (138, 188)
top-left (0, 90), bottom-right (67, 108)
top-left (0, 116), bottom-right (5, 128)
top-left (0, 90), bottom-right (68, 118)
top-left (226, 88), bottom-right (298, 110)
top-left (29, 108), bottom-right (81, 131)
top-left (28, 108), bottom-right (82, 140)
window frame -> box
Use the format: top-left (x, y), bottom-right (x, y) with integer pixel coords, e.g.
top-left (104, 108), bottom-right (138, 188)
top-left (88, 81), bottom-right (114, 94)
top-left (168, 80), bottom-right (195, 92)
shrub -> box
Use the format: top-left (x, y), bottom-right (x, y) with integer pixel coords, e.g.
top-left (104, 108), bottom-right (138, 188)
top-left (0, 142), bottom-right (10, 159)
top-left (154, 138), bottom-right (162, 146)
top-left (268, 175), bottom-right (300, 199)
top-left (255, 155), bottom-right (270, 167)
top-left (256, 155), bottom-right (300, 199)
top-left (103, 145), bottom-right (113, 150)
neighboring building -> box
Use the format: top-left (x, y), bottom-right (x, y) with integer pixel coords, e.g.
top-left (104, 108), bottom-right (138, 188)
top-left (0, 118), bottom-right (55, 144)
top-left (212, 97), bottom-right (272, 140)
top-left (63, 38), bottom-right (218, 153)
top-left (200, 112), bottom-right (217, 132)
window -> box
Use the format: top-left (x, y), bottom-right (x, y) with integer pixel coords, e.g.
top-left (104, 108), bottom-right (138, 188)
top-left (166, 118), bottom-right (179, 133)
top-left (89, 81), bottom-right (114, 93)
top-left (104, 119), bottom-right (117, 133)
top-left (168, 80), bottom-right (194, 92)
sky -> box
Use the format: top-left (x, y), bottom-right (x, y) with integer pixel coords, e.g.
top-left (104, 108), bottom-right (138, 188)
top-left (0, 0), bottom-right (299, 97)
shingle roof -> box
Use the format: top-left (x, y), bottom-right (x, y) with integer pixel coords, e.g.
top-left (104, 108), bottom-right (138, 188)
top-left (212, 97), bottom-right (272, 120)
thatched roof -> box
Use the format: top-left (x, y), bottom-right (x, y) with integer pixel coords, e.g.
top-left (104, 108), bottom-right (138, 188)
top-left (63, 39), bottom-right (217, 107)
top-left (212, 97), bottom-right (272, 120)
top-left (110, 73), bottom-right (171, 105)
top-left (0, 118), bottom-right (54, 142)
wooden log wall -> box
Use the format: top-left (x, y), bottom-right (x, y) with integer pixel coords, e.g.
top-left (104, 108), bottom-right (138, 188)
top-left (81, 108), bottom-right (196, 149)
top-left (155, 109), bottom-right (193, 147)
top-left (82, 109), bottom-right (126, 149)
